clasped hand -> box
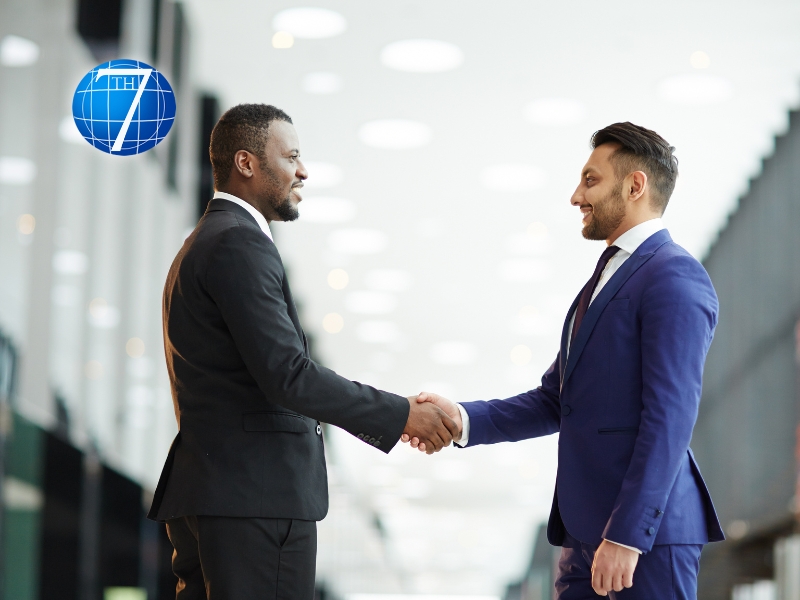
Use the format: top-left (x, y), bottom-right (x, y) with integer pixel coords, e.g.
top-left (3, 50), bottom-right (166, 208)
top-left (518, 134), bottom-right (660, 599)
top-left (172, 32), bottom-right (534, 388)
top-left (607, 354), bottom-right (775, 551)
top-left (402, 392), bottom-right (462, 454)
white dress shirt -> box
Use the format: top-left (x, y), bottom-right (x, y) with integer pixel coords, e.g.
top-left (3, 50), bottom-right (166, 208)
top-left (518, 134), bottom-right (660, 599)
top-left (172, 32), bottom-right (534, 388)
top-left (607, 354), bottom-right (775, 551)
top-left (455, 218), bottom-right (666, 553)
top-left (213, 191), bottom-right (273, 241)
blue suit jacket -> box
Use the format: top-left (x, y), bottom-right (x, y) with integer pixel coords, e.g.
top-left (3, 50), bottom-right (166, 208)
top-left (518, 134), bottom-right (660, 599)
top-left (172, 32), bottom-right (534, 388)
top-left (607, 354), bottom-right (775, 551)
top-left (460, 230), bottom-right (725, 552)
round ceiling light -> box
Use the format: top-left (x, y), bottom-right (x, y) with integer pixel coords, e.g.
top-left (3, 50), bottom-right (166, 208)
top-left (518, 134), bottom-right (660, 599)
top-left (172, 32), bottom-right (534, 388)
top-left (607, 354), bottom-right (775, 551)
top-left (480, 164), bottom-right (546, 192)
top-left (303, 161), bottom-right (344, 188)
top-left (328, 228), bottom-right (388, 254)
top-left (358, 119), bottom-right (432, 149)
top-left (429, 341), bottom-right (478, 366)
top-left (657, 74), bottom-right (733, 105)
top-left (0, 156), bottom-right (36, 185)
top-left (272, 7), bottom-right (347, 39)
top-left (0, 35), bottom-right (39, 67)
top-left (299, 197), bottom-right (356, 223)
top-left (380, 39), bottom-right (464, 73)
top-left (524, 98), bottom-right (586, 126)
top-left (302, 72), bottom-right (342, 94)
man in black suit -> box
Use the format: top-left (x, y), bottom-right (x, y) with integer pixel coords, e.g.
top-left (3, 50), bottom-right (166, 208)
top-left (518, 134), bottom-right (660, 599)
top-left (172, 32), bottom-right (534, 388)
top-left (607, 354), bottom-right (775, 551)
top-left (148, 104), bottom-right (457, 599)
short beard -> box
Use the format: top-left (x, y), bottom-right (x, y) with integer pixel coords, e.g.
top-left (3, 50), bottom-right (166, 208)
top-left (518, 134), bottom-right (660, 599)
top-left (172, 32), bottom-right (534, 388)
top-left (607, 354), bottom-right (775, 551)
top-left (272, 193), bottom-right (299, 222)
top-left (582, 182), bottom-right (626, 241)
top-left (259, 161), bottom-right (299, 222)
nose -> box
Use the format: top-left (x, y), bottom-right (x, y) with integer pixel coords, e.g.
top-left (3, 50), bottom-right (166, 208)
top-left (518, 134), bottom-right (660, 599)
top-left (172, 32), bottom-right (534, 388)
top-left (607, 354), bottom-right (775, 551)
top-left (570, 184), bottom-right (583, 206)
top-left (297, 159), bottom-right (308, 181)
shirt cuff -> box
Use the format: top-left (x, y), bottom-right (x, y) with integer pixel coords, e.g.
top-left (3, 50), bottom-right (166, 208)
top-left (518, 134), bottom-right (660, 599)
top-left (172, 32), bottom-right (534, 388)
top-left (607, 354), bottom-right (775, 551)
top-left (455, 403), bottom-right (470, 447)
top-left (605, 539), bottom-right (642, 554)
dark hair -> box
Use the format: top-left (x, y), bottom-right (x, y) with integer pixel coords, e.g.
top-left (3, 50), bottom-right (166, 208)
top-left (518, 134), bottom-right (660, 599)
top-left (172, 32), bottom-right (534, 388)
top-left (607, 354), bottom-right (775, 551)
top-left (209, 104), bottom-right (293, 188)
top-left (590, 122), bottom-right (678, 212)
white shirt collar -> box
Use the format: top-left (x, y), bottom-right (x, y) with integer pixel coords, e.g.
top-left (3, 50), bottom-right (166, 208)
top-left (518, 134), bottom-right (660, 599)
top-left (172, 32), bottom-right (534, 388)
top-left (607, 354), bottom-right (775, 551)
top-left (212, 191), bottom-right (273, 241)
top-left (610, 218), bottom-right (665, 255)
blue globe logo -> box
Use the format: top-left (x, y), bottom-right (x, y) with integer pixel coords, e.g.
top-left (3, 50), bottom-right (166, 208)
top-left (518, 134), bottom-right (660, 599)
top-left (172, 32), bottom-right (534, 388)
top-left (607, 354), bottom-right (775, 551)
top-left (72, 59), bottom-right (176, 156)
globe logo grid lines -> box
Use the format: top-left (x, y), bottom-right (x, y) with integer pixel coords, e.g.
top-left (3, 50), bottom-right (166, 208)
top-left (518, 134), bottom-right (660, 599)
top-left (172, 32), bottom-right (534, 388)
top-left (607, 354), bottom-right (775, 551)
top-left (72, 59), bottom-right (176, 156)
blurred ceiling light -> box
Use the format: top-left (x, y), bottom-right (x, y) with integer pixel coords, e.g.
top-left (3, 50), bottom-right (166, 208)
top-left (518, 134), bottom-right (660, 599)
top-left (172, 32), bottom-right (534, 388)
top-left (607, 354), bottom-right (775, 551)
top-left (272, 7), bottom-right (347, 39)
top-left (356, 320), bottom-right (401, 343)
top-left (328, 228), bottom-right (388, 254)
top-left (429, 341), bottom-right (478, 366)
top-left (358, 119), bottom-right (432, 149)
top-left (690, 50), bottom-right (711, 69)
top-left (85, 360), bottom-right (103, 380)
top-left (524, 98), bottom-right (587, 126)
top-left (510, 344), bottom-right (533, 366)
top-left (365, 269), bottom-right (411, 292)
top-left (51, 284), bottom-right (80, 307)
top-left (303, 161), bottom-right (344, 188)
top-left (345, 291), bottom-right (397, 314)
top-left (16, 214), bottom-right (35, 235)
top-left (0, 157), bottom-right (36, 185)
top-left (0, 35), bottom-right (39, 66)
top-left (302, 72), bottom-right (342, 94)
top-left (380, 39), bottom-right (464, 73)
top-left (88, 297), bottom-right (120, 329)
top-left (322, 312), bottom-right (344, 333)
top-left (299, 196), bottom-right (356, 223)
top-left (657, 74), bottom-right (733, 105)
top-left (59, 116), bottom-right (86, 144)
top-left (126, 337), bottom-right (145, 358)
top-left (53, 250), bottom-right (89, 274)
top-left (327, 268), bottom-right (349, 290)
top-left (272, 31), bottom-right (294, 48)
top-left (499, 258), bottom-right (552, 282)
top-left (528, 221), bottom-right (549, 238)
top-left (481, 164), bottom-right (546, 192)
top-left (504, 232), bottom-right (550, 255)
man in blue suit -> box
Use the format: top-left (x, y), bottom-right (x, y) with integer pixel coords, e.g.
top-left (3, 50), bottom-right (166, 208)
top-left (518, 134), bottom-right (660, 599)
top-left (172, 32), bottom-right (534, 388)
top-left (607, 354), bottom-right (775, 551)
top-left (404, 122), bottom-right (724, 598)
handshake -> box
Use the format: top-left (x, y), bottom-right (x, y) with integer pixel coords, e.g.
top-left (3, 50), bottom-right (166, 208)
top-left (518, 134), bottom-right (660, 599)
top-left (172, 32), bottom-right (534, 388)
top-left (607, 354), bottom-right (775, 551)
top-left (402, 392), bottom-right (461, 454)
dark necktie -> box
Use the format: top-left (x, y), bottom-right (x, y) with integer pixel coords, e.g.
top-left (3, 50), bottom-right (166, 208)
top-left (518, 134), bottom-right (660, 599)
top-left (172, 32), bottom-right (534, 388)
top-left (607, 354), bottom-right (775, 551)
top-left (571, 245), bottom-right (620, 344)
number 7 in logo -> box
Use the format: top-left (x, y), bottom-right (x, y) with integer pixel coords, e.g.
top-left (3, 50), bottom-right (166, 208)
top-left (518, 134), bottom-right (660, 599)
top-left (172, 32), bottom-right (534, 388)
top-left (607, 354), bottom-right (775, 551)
top-left (94, 68), bottom-right (153, 153)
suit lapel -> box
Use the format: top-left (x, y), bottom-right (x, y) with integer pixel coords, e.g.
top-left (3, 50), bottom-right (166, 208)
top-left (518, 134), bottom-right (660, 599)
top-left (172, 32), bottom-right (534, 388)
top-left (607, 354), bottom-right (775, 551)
top-left (559, 291), bottom-right (582, 386)
top-left (561, 229), bottom-right (672, 387)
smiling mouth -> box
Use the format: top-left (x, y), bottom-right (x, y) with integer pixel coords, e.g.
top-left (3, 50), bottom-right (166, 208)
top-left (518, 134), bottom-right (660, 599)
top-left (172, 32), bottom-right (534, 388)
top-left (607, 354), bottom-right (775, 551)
top-left (580, 205), bottom-right (593, 223)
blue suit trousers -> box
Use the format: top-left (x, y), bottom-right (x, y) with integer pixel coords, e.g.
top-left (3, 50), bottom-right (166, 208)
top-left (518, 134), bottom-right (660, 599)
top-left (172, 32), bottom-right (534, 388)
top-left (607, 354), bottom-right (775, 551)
top-left (555, 532), bottom-right (701, 600)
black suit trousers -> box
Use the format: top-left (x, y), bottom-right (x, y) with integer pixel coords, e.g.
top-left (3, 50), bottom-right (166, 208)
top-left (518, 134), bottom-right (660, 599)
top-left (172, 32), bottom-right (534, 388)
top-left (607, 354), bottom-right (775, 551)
top-left (166, 515), bottom-right (317, 599)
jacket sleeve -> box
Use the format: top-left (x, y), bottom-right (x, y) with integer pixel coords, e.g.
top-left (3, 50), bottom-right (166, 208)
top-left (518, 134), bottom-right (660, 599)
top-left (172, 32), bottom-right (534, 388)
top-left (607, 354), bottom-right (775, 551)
top-left (458, 352), bottom-right (562, 446)
top-left (601, 255), bottom-right (718, 551)
top-left (204, 224), bottom-right (409, 453)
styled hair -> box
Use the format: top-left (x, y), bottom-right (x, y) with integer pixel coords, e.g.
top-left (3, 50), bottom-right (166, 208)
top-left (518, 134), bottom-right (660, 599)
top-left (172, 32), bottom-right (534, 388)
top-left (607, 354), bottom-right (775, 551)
top-left (209, 103), bottom-right (292, 188)
top-left (591, 122), bottom-right (678, 212)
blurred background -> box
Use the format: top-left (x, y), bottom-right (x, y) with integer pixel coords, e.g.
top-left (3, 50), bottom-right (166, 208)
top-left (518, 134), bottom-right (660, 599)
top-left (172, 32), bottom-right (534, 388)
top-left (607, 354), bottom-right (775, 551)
top-left (1, 0), bottom-right (800, 598)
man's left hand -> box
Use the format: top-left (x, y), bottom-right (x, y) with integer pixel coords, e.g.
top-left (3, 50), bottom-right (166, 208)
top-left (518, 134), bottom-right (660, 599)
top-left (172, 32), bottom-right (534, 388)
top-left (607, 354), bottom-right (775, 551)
top-left (591, 540), bottom-right (639, 596)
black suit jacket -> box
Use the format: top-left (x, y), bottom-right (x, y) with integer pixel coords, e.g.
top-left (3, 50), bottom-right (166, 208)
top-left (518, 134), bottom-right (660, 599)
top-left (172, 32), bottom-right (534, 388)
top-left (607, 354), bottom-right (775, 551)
top-left (148, 199), bottom-right (409, 522)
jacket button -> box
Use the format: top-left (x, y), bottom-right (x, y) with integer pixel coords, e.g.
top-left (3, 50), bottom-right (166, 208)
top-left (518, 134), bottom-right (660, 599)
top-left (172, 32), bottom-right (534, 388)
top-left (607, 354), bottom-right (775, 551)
top-left (647, 527), bottom-right (655, 535)
top-left (316, 424), bottom-right (322, 435)
top-left (562, 405), bottom-right (572, 416)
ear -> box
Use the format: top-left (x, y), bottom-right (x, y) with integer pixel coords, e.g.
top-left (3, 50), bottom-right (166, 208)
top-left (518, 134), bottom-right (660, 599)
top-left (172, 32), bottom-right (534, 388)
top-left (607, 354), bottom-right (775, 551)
top-left (232, 150), bottom-right (255, 179)
top-left (625, 170), bottom-right (647, 202)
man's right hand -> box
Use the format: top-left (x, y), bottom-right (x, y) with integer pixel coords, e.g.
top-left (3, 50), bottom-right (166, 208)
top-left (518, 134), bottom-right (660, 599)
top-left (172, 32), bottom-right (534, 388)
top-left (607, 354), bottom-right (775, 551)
top-left (403, 396), bottom-right (459, 455)
top-left (402, 392), bottom-right (463, 453)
